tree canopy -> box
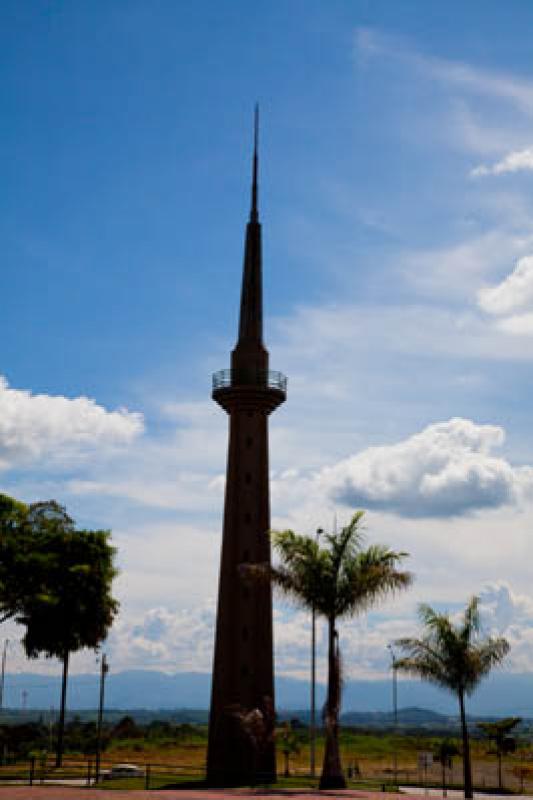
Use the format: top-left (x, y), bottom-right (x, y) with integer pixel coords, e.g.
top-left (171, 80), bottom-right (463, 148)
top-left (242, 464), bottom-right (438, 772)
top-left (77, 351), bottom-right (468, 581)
top-left (19, 509), bottom-right (118, 660)
top-left (0, 493), bottom-right (30, 624)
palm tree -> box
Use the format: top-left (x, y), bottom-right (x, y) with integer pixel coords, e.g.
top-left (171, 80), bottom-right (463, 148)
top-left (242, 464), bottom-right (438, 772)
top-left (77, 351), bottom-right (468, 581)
top-left (271, 511), bottom-right (411, 789)
top-left (395, 598), bottom-right (509, 799)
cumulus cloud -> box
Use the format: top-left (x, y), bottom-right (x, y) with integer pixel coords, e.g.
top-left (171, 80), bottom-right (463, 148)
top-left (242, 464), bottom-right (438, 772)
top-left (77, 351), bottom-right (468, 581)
top-left (108, 604), bottom-right (216, 672)
top-left (495, 313), bottom-right (533, 335)
top-left (478, 255), bottom-right (533, 315)
top-left (0, 376), bottom-right (143, 470)
top-left (479, 582), bottom-right (533, 633)
top-left (105, 601), bottom-right (406, 681)
top-left (318, 418), bottom-right (533, 518)
top-left (478, 583), bottom-right (533, 673)
top-left (471, 146), bottom-right (533, 177)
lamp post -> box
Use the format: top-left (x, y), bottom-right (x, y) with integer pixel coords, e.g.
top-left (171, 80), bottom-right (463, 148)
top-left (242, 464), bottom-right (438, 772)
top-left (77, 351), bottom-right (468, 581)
top-left (387, 644), bottom-right (398, 786)
top-left (95, 653), bottom-right (109, 784)
top-left (0, 640), bottom-right (8, 712)
top-left (310, 527), bottom-right (323, 779)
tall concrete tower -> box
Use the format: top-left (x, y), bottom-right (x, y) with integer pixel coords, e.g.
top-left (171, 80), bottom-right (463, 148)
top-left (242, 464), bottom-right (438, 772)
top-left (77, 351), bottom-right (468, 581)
top-left (206, 110), bottom-right (287, 786)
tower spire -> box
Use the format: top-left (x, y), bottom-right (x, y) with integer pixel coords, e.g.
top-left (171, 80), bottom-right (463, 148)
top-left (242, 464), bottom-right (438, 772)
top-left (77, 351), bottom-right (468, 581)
top-left (233, 105), bottom-right (265, 363)
top-left (250, 104), bottom-right (259, 223)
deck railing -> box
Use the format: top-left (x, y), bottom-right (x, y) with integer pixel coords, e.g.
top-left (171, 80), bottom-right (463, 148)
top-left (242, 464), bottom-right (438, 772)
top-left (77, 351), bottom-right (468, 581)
top-left (212, 369), bottom-right (287, 393)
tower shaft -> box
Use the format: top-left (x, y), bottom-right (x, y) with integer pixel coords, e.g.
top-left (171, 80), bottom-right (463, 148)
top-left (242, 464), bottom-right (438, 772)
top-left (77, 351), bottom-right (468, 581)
top-left (207, 402), bottom-right (276, 784)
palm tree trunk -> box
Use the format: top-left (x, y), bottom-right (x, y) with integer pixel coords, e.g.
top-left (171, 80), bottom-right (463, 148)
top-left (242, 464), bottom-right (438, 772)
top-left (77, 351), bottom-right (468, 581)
top-left (498, 750), bottom-right (502, 790)
top-left (458, 689), bottom-right (473, 799)
top-left (319, 616), bottom-right (346, 789)
top-left (55, 648), bottom-right (69, 768)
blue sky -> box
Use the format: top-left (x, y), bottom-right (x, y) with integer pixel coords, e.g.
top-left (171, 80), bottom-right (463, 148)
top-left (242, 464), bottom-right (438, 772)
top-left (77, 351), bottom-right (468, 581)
top-left (3, 1), bottom-right (533, 700)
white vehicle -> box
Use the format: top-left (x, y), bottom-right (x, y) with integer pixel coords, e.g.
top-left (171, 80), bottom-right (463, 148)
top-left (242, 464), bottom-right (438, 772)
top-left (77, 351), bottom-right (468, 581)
top-left (103, 763), bottom-right (145, 779)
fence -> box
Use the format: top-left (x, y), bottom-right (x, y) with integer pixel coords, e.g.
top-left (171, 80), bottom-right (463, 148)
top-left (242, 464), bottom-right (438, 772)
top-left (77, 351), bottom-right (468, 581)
top-left (1, 753), bottom-right (532, 792)
top-left (0, 756), bottom-right (204, 789)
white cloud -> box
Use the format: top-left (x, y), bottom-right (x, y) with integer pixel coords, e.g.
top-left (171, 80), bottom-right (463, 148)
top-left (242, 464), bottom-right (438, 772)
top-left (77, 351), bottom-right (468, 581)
top-left (471, 147), bottom-right (533, 178)
top-left (0, 376), bottom-right (143, 470)
top-left (355, 27), bottom-right (533, 117)
top-left (477, 255), bottom-right (533, 337)
top-left (104, 601), bottom-right (409, 681)
top-left (495, 313), bottom-right (533, 335)
top-left (317, 418), bottom-right (533, 518)
top-left (479, 583), bottom-right (533, 673)
top-left (402, 231), bottom-right (533, 302)
top-left (478, 254), bottom-right (533, 315)
top-left (479, 582), bottom-right (533, 634)
top-left (108, 604), bottom-right (216, 672)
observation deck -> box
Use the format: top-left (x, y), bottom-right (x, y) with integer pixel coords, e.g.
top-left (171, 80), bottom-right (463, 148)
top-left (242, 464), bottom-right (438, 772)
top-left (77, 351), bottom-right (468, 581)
top-left (212, 368), bottom-right (287, 413)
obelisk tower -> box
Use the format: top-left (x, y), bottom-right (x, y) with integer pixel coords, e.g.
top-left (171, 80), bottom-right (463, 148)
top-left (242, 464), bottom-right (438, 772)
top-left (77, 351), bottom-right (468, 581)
top-left (207, 110), bottom-right (287, 786)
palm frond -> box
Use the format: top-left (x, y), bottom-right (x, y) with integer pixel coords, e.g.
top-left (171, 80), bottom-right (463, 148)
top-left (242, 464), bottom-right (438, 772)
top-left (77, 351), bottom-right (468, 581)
top-left (395, 599), bottom-right (510, 696)
top-left (336, 545), bottom-right (412, 618)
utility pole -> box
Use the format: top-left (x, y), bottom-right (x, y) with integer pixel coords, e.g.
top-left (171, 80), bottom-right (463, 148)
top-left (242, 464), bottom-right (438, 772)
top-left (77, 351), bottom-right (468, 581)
top-left (0, 640), bottom-right (9, 712)
top-left (310, 527), bottom-right (323, 779)
top-left (95, 654), bottom-right (108, 784)
top-left (387, 644), bottom-right (398, 786)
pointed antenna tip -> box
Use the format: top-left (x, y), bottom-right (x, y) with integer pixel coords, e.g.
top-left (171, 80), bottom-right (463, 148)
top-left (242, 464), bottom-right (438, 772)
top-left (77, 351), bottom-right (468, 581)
top-left (250, 104), bottom-right (259, 221)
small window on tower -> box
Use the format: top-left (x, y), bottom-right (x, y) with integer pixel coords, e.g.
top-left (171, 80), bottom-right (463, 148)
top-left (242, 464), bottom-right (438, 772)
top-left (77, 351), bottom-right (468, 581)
top-left (247, 410), bottom-right (253, 418)
top-left (242, 626), bottom-right (249, 642)
top-left (245, 512), bottom-right (251, 524)
top-left (245, 472), bottom-right (252, 485)
top-left (246, 436), bottom-right (253, 448)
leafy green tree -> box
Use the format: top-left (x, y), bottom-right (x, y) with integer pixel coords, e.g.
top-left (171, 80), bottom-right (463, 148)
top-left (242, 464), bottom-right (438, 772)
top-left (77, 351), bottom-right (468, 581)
top-left (270, 511), bottom-right (411, 789)
top-left (395, 598), bottom-right (510, 799)
top-left (0, 494), bottom-right (31, 624)
top-left (477, 716), bottom-right (521, 790)
top-left (112, 715), bottom-right (143, 740)
top-left (14, 501), bottom-right (118, 767)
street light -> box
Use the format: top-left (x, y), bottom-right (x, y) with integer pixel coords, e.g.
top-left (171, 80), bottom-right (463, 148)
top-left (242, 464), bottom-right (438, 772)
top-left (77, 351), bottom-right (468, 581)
top-left (95, 653), bottom-right (109, 784)
top-left (310, 527), bottom-right (323, 779)
top-left (387, 644), bottom-right (398, 786)
top-left (0, 640), bottom-right (9, 712)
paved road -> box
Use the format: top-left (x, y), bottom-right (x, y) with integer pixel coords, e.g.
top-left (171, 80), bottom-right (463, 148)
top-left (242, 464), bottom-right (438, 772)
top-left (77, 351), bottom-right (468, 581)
top-left (401, 790), bottom-right (530, 800)
top-left (0, 789), bottom-right (415, 800)
top-left (0, 789), bottom-right (530, 800)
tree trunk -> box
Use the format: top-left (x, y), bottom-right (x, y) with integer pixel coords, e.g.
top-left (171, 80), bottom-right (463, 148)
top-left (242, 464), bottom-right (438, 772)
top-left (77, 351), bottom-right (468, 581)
top-left (55, 649), bottom-right (70, 768)
top-left (458, 689), bottom-right (473, 799)
top-left (319, 616), bottom-right (346, 789)
top-left (284, 751), bottom-right (289, 778)
top-left (498, 750), bottom-right (502, 791)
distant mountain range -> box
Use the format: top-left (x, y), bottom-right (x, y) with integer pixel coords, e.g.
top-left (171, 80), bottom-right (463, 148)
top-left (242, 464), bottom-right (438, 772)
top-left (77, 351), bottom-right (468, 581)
top-left (3, 669), bottom-right (533, 718)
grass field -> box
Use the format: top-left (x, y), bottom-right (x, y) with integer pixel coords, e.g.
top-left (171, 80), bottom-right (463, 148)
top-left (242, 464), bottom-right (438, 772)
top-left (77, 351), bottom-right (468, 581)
top-left (2, 726), bottom-right (533, 792)
top-left (99, 728), bottom-right (533, 793)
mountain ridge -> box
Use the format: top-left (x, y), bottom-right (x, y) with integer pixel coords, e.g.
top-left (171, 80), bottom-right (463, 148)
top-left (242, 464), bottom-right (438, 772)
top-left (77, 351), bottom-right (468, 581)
top-left (4, 669), bottom-right (532, 716)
